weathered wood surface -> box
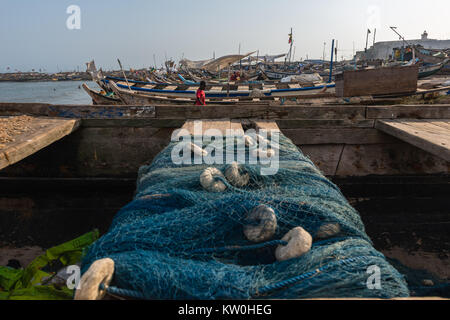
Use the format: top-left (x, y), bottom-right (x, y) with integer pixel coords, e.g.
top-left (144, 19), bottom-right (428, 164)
top-left (376, 119), bottom-right (450, 162)
top-left (180, 120), bottom-right (244, 136)
top-left (283, 128), bottom-right (397, 145)
top-left (0, 103), bottom-right (156, 119)
top-left (335, 65), bottom-right (419, 97)
top-left (276, 119), bottom-right (374, 128)
top-left (334, 143), bottom-right (449, 176)
top-left (0, 102), bottom-right (449, 177)
top-left (0, 117), bottom-right (80, 170)
top-left (368, 105), bottom-right (450, 119)
top-left (1, 102), bottom-right (450, 122)
top-left (253, 121), bottom-right (280, 132)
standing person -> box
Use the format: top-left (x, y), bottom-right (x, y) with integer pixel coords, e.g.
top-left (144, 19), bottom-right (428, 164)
top-left (195, 81), bottom-right (206, 106)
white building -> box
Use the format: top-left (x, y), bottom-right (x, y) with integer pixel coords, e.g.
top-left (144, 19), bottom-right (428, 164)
top-left (356, 31), bottom-right (450, 60)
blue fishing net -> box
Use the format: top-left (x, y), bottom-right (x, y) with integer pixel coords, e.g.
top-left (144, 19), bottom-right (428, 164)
top-left (81, 132), bottom-right (409, 299)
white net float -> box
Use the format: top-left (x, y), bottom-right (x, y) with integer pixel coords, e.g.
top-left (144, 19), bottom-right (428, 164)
top-left (200, 167), bottom-right (227, 192)
top-left (275, 227), bottom-right (312, 261)
top-left (316, 223), bottom-right (341, 239)
top-left (74, 258), bottom-right (115, 300)
top-left (243, 205), bottom-right (277, 243)
top-left (225, 162), bottom-right (250, 188)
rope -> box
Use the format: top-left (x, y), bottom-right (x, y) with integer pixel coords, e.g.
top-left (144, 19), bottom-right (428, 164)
top-left (190, 239), bottom-right (288, 254)
top-left (99, 256), bottom-right (373, 300)
top-left (100, 283), bottom-right (146, 300)
top-left (253, 256), bottom-right (369, 296)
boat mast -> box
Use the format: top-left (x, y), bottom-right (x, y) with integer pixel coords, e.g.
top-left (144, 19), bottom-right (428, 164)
top-left (329, 39), bottom-right (335, 83)
top-left (390, 27), bottom-right (413, 62)
top-left (287, 28), bottom-right (293, 65)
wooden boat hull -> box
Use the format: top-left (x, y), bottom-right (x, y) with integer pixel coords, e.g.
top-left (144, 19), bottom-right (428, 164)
top-left (109, 81), bottom-right (255, 105)
top-left (418, 62), bottom-right (447, 79)
top-left (264, 70), bottom-right (301, 80)
top-left (1, 102), bottom-right (448, 286)
top-left (105, 79), bottom-right (336, 101)
top-left (82, 83), bottom-right (122, 105)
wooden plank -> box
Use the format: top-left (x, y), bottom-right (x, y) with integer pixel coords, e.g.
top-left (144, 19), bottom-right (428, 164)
top-left (335, 65), bottom-right (418, 97)
top-left (367, 105), bottom-right (450, 119)
top-left (277, 119), bottom-right (375, 129)
top-left (179, 119), bottom-right (244, 137)
top-left (164, 86), bottom-right (178, 90)
top-left (300, 144), bottom-right (344, 176)
top-left (335, 143), bottom-right (449, 177)
top-left (283, 128), bottom-right (397, 145)
top-left (0, 103), bottom-right (156, 119)
top-left (430, 120), bottom-right (450, 130)
top-left (81, 118), bottom-right (184, 128)
top-left (376, 119), bottom-right (450, 161)
top-left (0, 116), bottom-right (80, 170)
top-left (267, 105), bottom-right (367, 120)
top-left (155, 104), bottom-right (270, 119)
top-left (253, 121), bottom-right (280, 132)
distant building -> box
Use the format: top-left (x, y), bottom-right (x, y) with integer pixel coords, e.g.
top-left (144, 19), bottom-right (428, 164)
top-left (356, 31), bottom-right (450, 60)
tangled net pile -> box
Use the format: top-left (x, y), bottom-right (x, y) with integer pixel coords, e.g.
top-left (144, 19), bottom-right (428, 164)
top-left (81, 132), bottom-right (409, 299)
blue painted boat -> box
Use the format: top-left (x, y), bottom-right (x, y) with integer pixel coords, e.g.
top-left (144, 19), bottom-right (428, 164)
top-left (104, 79), bottom-right (335, 99)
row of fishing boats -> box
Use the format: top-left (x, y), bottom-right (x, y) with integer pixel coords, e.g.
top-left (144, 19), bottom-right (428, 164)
top-left (83, 54), bottom-right (449, 106)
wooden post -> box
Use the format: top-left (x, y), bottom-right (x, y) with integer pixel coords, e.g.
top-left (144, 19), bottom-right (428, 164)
top-left (365, 29), bottom-right (370, 52)
top-left (329, 39), bottom-right (335, 83)
top-left (117, 59), bottom-right (131, 91)
top-left (227, 64), bottom-right (231, 97)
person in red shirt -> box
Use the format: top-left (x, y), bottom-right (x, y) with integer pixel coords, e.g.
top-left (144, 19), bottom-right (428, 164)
top-left (195, 81), bottom-right (206, 106)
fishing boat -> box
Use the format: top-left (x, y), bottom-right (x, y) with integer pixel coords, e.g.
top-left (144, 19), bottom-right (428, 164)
top-left (108, 81), bottom-right (264, 105)
top-left (418, 59), bottom-right (449, 79)
top-left (414, 46), bottom-right (448, 65)
top-left (262, 69), bottom-right (303, 80)
top-left (103, 79), bottom-right (336, 101)
top-left (82, 83), bottom-right (122, 105)
top-left (1, 101), bottom-right (448, 300)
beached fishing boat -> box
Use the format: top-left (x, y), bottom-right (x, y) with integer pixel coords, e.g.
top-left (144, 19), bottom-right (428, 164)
top-left (108, 81), bottom-right (265, 105)
top-left (104, 79), bottom-right (336, 101)
top-left (263, 70), bottom-right (302, 80)
top-left (1, 101), bottom-right (448, 300)
top-left (419, 60), bottom-right (449, 79)
top-left (414, 47), bottom-right (448, 65)
top-left (82, 83), bottom-right (122, 105)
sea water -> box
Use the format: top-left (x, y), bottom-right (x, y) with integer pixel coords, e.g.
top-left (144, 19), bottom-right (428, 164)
top-left (0, 81), bottom-right (100, 104)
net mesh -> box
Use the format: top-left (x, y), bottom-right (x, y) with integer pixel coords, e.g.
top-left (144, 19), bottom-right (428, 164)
top-left (81, 132), bottom-right (409, 299)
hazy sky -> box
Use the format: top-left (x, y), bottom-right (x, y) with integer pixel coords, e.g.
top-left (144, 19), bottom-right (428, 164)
top-left (1, 0), bottom-right (449, 72)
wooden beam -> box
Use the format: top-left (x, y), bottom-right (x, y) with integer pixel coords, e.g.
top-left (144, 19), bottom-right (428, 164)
top-left (277, 119), bottom-right (375, 129)
top-left (368, 105), bottom-right (450, 119)
top-left (0, 117), bottom-right (80, 170)
top-left (375, 119), bottom-right (450, 162)
top-left (253, 121), bottom-right (280, 132)
top-left (178, 119), bottom-right (244, 137)
top-left (283, 128), bottom-right (397, 145)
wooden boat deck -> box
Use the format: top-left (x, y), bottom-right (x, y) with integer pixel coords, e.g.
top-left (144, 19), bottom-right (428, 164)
top-left (0, 116), bottom-right (79, 170)
top-left (0, 103), bottom-right (448, 296)
top-left (376, 119), bottom-right (450, 162)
